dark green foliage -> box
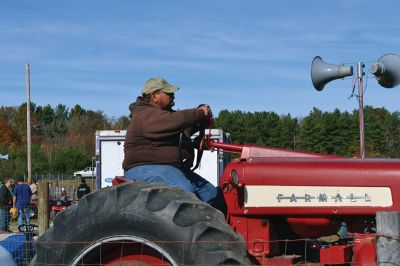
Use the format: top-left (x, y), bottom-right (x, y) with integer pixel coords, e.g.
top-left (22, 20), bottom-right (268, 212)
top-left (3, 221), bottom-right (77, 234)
top-left (1, 102), bottom-right (400, 179)
top-left (215, 106), bottom-right (400, 158)
top-left (363, 107), bottom-right (400, 157)
top-left (278, 114), bottom-right (298, 150)
top-left (215, 110), bottom-right (297, 148)
top-left (51, 147), bottom-right (90, 173)
top-left (297, 108), bottom-right (358, 156)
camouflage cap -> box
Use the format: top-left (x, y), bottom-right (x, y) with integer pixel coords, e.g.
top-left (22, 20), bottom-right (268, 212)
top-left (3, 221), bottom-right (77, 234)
top-left (142, 77), bottom-right (179, 95)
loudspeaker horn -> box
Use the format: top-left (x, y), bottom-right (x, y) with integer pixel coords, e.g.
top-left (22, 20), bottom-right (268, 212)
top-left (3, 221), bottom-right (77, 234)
top-left (311, 56), bottom-right (354, 91)
top-left (0, 154), bottom-right (8, 161)
top-left (370, 53), bottom-right (400, 88)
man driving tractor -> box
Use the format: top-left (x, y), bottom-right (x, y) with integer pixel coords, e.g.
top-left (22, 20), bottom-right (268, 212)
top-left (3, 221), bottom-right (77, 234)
top-left (122, 77), bottom-right (225, 211)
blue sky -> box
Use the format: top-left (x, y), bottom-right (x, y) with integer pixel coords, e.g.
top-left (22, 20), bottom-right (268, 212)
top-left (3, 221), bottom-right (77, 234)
top-left (1, 0), bottom-right (400, 119)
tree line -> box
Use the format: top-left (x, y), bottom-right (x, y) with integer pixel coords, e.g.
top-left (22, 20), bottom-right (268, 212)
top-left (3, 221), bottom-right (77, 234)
top-left (1, 103), bottom-right (400, 179)
top-left (0, 103), bottom-right (130, 178)
top-left (215, 107), bottom-right (400, 158)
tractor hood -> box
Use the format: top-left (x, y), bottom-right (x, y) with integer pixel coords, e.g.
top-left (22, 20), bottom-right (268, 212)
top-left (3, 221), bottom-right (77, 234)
top-left (223, 157), bottom-right (400, 216)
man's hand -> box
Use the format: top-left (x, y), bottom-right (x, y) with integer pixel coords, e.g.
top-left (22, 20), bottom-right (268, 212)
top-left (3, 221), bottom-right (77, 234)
top-left (198, 104), bottom-right (212, 118)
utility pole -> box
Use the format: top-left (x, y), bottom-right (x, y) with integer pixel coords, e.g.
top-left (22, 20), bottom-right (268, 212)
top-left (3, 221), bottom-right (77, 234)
top-left (357, 62), bottom-right (366, 158)
top-left (26, 63), bottom-right (32, 184)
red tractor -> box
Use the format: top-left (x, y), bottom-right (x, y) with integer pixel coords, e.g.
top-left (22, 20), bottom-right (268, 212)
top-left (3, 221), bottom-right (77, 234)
top-left (32, 133), bottom-right (400, 265)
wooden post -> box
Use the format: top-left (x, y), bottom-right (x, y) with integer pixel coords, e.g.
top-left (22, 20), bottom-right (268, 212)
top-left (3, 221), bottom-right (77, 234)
top-left (376, 211), bottom-right (400, 265)
top-left (38, 181), bottom-right (49, 236)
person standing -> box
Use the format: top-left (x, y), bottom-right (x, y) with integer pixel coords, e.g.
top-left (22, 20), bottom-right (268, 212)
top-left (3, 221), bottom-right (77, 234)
top-left (10, 179), bottom-right (15, 192)
top-left (59, 191), bottom-right (72, 206)
top-left (13, 177), bottom-right (32, 227)
top-left (30, 178), bottom-right (38, 202)
top-left (76, 177), bottom-right (90, 199)
top-left (0, 178), bottom-right (13, 232)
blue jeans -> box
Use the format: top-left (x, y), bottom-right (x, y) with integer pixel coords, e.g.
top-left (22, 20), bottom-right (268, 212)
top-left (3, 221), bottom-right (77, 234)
top-left (125, 164), bottom-right (218, 204)
top-left (0, 208), bottom-right (10, 231)
top-left (17, 206), bottom-right (30, 226)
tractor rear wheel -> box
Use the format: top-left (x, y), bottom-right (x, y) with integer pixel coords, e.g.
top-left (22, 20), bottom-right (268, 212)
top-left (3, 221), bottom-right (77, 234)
top-left (32, 181), bottom-right (251, 265)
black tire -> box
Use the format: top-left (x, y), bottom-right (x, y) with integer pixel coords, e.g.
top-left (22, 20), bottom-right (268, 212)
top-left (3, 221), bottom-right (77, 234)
top-left (32, 181), bottom-right (251, 265)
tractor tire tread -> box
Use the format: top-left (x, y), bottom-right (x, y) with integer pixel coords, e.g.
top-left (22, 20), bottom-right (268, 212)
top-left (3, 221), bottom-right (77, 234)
top-left (33, 181), bottom-right (251, 265)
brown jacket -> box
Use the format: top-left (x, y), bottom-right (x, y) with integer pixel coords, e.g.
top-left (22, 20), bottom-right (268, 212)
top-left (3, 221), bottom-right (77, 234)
top-left (122, 97), bottom-right (205, 170)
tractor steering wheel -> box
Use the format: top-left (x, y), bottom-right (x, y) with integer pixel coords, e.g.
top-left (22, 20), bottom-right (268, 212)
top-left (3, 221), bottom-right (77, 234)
top-left (178, 123), bottom-right (206, 171)
top-left (178, 104), bottom-right (212, 171)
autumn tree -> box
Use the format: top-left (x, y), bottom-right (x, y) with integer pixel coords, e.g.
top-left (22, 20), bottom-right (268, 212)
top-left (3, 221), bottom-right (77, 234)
top-left (2, 102), bottom-right (400, 178)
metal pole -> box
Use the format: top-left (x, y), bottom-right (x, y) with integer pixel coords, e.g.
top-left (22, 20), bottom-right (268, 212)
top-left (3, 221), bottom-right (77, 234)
top-left (357, 62), bottom-right (365, 158)
top-left (26, 63), bottom-right (32, 184)
top-left (92, 156), bottom-right (95, 191)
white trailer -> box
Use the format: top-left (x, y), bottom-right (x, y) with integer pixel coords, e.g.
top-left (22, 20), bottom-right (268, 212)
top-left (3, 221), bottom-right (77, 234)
top-left (95, 130), bottom-right (126, 189)
top-left (95, 129), bottom-right (230, 189)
